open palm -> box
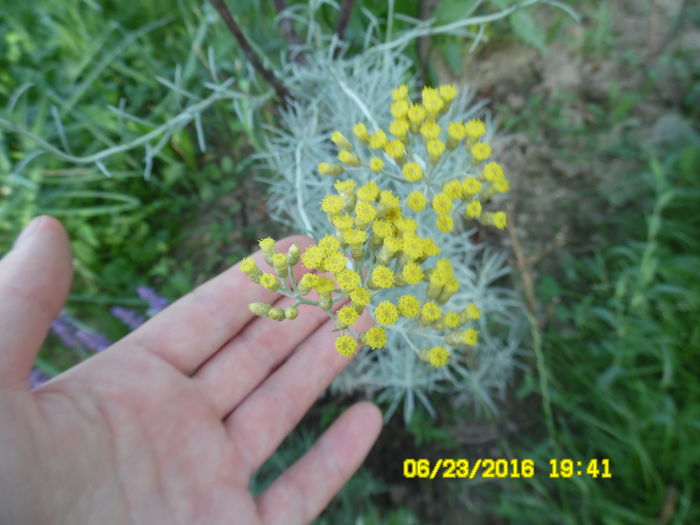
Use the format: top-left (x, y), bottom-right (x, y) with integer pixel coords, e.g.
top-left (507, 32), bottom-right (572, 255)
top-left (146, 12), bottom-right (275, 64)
top-left (0, 217), bottom-right (381, 525)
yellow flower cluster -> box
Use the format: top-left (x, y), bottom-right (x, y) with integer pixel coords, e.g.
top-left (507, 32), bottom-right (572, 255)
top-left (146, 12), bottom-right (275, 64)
top-left (317, 84), bottom-right (509, 233)
top-left (243, 85), bottom-right (507, 368)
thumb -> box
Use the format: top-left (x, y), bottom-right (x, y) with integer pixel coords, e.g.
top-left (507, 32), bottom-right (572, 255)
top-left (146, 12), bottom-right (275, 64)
top-left (0, 216), bottom-right (73, 388)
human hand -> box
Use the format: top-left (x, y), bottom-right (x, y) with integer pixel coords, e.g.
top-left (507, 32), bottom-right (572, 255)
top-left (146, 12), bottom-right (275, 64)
top-left (0, 216), bottom-right (382, 525)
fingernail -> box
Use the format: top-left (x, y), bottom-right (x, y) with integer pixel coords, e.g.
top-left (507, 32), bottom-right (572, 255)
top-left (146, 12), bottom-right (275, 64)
top-left (13, 216), bottom-right (44, 250)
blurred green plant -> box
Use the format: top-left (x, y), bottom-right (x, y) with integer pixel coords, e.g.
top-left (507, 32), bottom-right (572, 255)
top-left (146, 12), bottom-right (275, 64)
top-left (495, 145), bottom-right (700, 523)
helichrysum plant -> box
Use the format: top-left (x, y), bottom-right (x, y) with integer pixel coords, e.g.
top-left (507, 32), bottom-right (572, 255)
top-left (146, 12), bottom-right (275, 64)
top-left (243, 83), bottom-right (509, 367)
top-left (246, 60), bottom-right (524, 420)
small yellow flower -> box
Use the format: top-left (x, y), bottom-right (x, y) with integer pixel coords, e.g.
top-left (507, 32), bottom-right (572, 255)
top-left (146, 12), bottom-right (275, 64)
top-left (397, 295), bottom-right (420, 318)
top-left (401, 262), bottom-right (424, 285)
top-left (331, 131), bottom-right (353, 151)
top-left (334, 179), bottom-right (357, 195)
top-left (463, 177), bottom-right (482, 196)
top-left (427, 139), bottom-right (446, 163)
top-left (465, 303), bottom-right (481, 320)
top-left (374, 301), bottom-right (399, 325)
top-left (436, 214), bottom-right (454, 233)
top-left (338, 150), bottom-right (361, 166)
top-left (259, 273), bottom-right (280, 291)
top-left (493, 177), bottom-right (510, 193)
top-left (353, 122), bottom-right (370, 143)
top-left (336, 269), bottom-right (361, 291)
top-left (389, 119), bottom-right (409, 140)
top-left (382, 236), bottom-right (403, 258)
top-left (357, 181), bottom-right (380, 202)
top-left (313, 277), bottom-right (336, 293)
top-left (323, 251), bottom-right (348, 273)
top-left (407, 104), bottom-right (426, 131)
top-left (318, 162), bottom-right (344, 176)
top-left (342, 228), bottom-right (367, 246)
top-left (318, 235), bottom-right (341, 255)
top-left (432, 193), bottom-right (452, 215)
top-left (442, 179), bottom-right (463, 199)
top-left (297, 273), bottom-right (319, 295)
top-left (337, 305), bottom-right (359, 326)
top-left (470, 142), bottom-right (492, 163)
top-left (401, 233), bottom-right (424, 261)
top-left (394, 218), bottom-right (417, 234)
top-left (240, 257), bottom-right (260, 279)
top-left (384, 139), bottom-right (406, 164)
top-left (271, 253), bottom-right (288, 277)
top-left (350, 287), bottom-right (371, 307)
top-left (259, 237), bottom-right (276, 255)
top-left (439, 84), bottom-right (458, 104)
top-left (447, 121), bottom-right (466, 150)
top-left (354, 201), bottom-right (377, 229)
top-left (372, 219), bottom-right (394, 238)
top-left (422, 88), bottom-right (444, 118)
top-left (377, 190), bottom-right (401, 218)
top-left (464, 118), bottom-right (486, 141)
top-left (301, 245), bottom-right (324, 269)
top-left (370, 265), bottom-right (395, 288)
top-left (332, 215), bottom-right (354, 232)
top-left (421, 238), bottom-right (441, 257)
top-left (402, 162), bottom-right (423, 182)
top-left (443, 312), bottom-right (461, 328)
top-left (369, 157), bottom-right (384, 172)
top-left (362, 326), bottom-right (387, 349)
top-left (492, 211), bottom-right (507, 229)
top-left (483, 162), bottom-right (504, 181)
top-left (427, 346), bottom-right (450, 367)
top-left (369, 129), bottom-right (388, 149)
top-left (406, 191), bottom-right (427, 212)
top-left (321, 195), bottom-right (345, 215)
top-left (420, 120), bottom-right (441, 140)
top-left (465, 200), bottom-right (482, 218)
top-left (462, 328), bottom-right (478, 346)
top-left (392, 84), bottom-right (409, 100)
top-left (391, 100), bottom-right (409, 119)
top-left (335, 335), bottom-right (357, 357)
top-left (421, 301), bottom-right (442, 323)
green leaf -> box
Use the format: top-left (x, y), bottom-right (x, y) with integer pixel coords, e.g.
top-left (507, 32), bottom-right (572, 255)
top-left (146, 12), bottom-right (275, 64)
top-left (510, 9), bottom-right (547, 54)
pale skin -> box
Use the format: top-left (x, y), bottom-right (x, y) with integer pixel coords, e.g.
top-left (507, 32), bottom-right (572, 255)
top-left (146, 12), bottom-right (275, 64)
top-left (0, 216), bottom-right (382, 525)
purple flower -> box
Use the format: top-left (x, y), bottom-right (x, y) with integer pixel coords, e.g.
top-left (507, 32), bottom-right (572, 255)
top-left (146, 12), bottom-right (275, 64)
top-left (137, 286), bottom-right (169, 315)
top-left (28, 369), bottom-right (50, 389)
top-left (110, 306), bottom-right (145, 331)
top-left (50, 317), bottom-right (79, 348)
top-left (74, 329), bottom-right (112, 352)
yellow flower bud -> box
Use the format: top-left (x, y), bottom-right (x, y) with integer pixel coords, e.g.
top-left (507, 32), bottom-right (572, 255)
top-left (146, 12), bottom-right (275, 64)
top-left (248, 302), bottom-right (271, 317)
top-left (331, 130), bottom-right (353, 151)
top-left (268, 307), bottom-right (285, 321)
top-left (284, 307), bottom-right (299, 320)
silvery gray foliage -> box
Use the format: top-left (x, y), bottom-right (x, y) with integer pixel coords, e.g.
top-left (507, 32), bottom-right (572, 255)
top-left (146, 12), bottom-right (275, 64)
top-left (250, 3), bottom-right (552, 422)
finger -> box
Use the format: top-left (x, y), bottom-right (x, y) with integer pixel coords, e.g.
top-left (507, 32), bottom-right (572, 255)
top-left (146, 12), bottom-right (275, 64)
top-left (225, 310), bottom-right (373, 473)
top-left (118, 236), bottom-right (313, 374)
top-left (193, 290), bottom-right (347, 417)
top-left (256, 402), bottom-right (382, 525)
top-left (0, 216), bottom-right (73, 388)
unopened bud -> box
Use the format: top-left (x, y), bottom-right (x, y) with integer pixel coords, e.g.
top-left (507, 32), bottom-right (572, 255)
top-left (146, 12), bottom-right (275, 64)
top-left (248, 302), bottom-right (271, 317)
top-left (286, 244), bottom-right (300, 266)
top-left (319, 292), bottom-right (333, 311)
top-left (268, 307), bottom-right (285, 321)
top-left (284, 307), bottom-right (299, 320)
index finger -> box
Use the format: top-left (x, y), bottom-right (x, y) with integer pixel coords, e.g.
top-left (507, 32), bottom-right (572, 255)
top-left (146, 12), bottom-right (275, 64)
top-left (116, 235), bottom-right (314, 374)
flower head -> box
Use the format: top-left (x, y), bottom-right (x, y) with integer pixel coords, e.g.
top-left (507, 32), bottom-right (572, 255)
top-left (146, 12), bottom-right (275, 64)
top-left (374, 301), bottom-right (399, 325)
top-left (335, 335), bottom-right (357, 357)
top-left (362, 326), bottom-right (387, 349)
